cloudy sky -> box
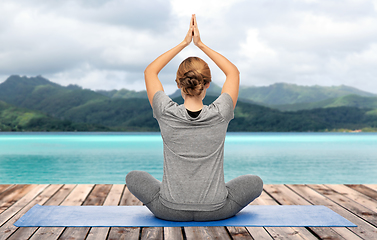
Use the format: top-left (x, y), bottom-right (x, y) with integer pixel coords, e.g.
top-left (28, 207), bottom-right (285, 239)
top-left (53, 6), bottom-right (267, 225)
top-left (1, 0), bottom-right (377, 94)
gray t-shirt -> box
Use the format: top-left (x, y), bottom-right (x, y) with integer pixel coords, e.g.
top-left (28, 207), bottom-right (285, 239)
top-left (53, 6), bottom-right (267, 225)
top-left (153, 91), bottom-right (234, 211)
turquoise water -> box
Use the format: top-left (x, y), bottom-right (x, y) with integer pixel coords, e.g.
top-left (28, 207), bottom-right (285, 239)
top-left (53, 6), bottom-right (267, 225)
top-left (0, 132), bottom-right (376, 184)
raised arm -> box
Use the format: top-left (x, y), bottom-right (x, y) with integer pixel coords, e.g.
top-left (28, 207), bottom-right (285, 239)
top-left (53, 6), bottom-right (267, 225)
top-left (192, 15), bottom-right (240, 108)
top-left (144, 18), bottom-right (194, 106)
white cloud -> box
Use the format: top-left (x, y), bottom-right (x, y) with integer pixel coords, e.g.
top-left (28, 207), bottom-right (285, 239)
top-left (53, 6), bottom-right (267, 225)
top-left (48, 64), bottom-right (145, 91)
top-left (1, 0), bottom-right (377, 94)
top-left (170, 0), bottom-right (242, 18)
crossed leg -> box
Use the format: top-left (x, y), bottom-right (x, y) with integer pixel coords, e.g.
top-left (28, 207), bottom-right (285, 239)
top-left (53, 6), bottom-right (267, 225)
top-left (125, 170), bottom-right (263, 221)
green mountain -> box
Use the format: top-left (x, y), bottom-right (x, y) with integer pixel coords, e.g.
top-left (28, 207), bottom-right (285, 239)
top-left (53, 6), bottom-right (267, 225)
top-left (238, 83), bottom-right (376, 105)
top-left (96, 89), bottom-right (148, 99)
top-left (170, 82), bottom-right (376, 107)
top-left (273, 94), bottom-right (377, 112)
top-left (229, 101), bottom-right (377, 131)
top-left (0, 75), bottom-right (108, 118)
top-left (0, 100), bottom-right (108, 131)
top-left (1, 75), bottom-right (377, 132)
top-left (63, 98), bottom-right (157, 131)
top-left (153, 96), bottom-right (377, 131)
top-left (0, 75), bottom-right (156, 131)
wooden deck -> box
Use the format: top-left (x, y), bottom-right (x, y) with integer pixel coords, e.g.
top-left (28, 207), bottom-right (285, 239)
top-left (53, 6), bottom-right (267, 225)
top-left (1, 184), bottom-right (377, 240)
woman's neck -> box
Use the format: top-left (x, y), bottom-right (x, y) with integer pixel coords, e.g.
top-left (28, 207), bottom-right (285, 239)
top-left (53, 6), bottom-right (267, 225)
top-left (184, 95), bottom-right (203, 111)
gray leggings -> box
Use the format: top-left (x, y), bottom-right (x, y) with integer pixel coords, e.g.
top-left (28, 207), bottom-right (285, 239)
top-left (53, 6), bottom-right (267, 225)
top-left (126, 171), bottom-right (263, 221)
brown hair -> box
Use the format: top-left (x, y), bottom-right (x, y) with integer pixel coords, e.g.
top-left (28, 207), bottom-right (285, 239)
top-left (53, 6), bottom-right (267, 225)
top-left (175, 57), bottom-right (211, 96)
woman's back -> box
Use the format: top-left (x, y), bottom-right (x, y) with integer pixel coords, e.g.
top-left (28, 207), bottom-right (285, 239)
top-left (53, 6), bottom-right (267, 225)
top-left (153, 91), bottom-right (234, 211)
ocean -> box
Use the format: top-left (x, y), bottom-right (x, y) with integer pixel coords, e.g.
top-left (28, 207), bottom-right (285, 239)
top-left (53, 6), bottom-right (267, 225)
top-left (0, 132), bottom-right (376, 184)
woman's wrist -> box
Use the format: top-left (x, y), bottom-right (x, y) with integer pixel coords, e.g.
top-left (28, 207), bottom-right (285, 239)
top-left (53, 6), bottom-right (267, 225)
top-left (180, 40), bottom-right (190, 48)
top-left (195, 40), bottom-right (205, 49)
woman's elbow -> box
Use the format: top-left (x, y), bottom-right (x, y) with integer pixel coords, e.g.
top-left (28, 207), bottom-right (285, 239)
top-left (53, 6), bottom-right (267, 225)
top-left (233, 66), bottom-right (240, 76)
top-left (226, 65), bottom-right (240, 77)
top-left (144, 67), bottom-right (157, 78)
top-left (227, 69), bottom-right (240, 79)
top-left (144, 67), bottom-right (151, 75)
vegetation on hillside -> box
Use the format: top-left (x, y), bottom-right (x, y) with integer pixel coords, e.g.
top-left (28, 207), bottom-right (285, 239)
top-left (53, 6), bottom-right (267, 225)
top-left (96, 89), bottom-right (148, 99)
top-left (229, 101), bottom-right (377, 132)
top-left (1, 75), bottom-right (377, 132)
top-left (0, 101), bottom-right (108, 131)
top-left (238, 83), bottom-right (376, 105)
top-left (272, 94), bottom-right (377, 112)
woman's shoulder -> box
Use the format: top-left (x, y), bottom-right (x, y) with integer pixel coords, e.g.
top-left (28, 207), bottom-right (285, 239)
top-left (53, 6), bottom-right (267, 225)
top-left (153, 91), bottom-right (175, 108)
top-left (209, 92), bottom-right (234, 108)
top-left (152, 91), bottom-right (182, 118)
top-left (208, 93), bottom-right (234, 121)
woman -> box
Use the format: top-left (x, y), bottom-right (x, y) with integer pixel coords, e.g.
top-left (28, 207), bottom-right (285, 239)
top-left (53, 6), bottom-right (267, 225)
top-left (126, 14), bottom-right (263, 221)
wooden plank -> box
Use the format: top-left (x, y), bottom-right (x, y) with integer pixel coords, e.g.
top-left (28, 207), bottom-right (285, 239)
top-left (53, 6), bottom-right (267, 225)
top-left (185, 226), bottom-right (231, 240)
top-left (245, 227), bottom-right (272, 239)
top-left (107, 186), bottom-right (142, 240)
top-left (0, 184), bottom-right (47, 227)
top-left (227, 226), bottom-right (253, 240)
top-left (164, 227), bottom-right (184, 240)
top-left (0, 184), bottom-right (12, 194)
top-left (0, 185), bottom-right (23, 205)
top-left (346, 184), bottom-right (377, 204)
top-left (252, 191), bottom-right (278, 206)
top-left (119, 186), bottom-right (143, 206)
top-left (28, 184), bottom-right (94, 240)
top-left (140, 227), bottom-right (163, 240)
top-left (326, 184), bottom-right (377, 213)
top-left (44, 184), bottom-right (77, 206)
top-left (364, 184), bottom-right (377, 192)
top-left (309, 184), bottom-right (377, 227)
top-left (58, 184), bottom-right (112, 240)
top-left (263, 184), bottom-right (310, 205)
top-left (6, 185), bottom-right (65, 240)
top-left (265, 184), bottom-right (359, 240)
top-left (0, 184), bottom-right (52, 240)
top-left (266, 227), bottom-right (313, 240)
top-left (204, 227), bottom-right (232, 240)
top-left (82, 184), bottom-right (112, 206)
top-left (86, 184), bottom-right (125, 240)
top-left (60, 184), bottom-right (94, 206)
top-left (0, 185), bottom-right (36, 214)
top-left (107, 227), bottom-right (140, 240)
top-left (103, 184), bottom-right (125, 205)
top-left (257, 184), bottom-right (316, 240)
top-left (288, 184), bottom-right (377, 240)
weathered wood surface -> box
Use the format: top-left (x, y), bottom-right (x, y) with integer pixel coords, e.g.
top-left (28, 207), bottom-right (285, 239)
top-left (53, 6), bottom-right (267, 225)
top-left (0, 184), bottom-right (376, 240)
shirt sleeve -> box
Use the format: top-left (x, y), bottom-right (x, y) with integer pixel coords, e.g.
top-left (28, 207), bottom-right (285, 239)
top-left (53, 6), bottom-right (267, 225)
top-left (152, 91), bottom-right (175, 119)
top-left (211, 93), bottom-right (234, 122)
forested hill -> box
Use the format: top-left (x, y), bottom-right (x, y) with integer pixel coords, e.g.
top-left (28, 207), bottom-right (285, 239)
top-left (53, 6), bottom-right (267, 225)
top-left (0, 100), bottom-right (108, 131)
top-left (271, 94), bottom-right (377, 112)
top-left (0, 75), bottom-right (377, 132)
top-left (238, 83), bottom-right (376, 106)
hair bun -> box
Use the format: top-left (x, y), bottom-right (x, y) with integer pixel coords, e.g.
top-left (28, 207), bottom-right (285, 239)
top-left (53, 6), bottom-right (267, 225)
top-left (176, 57), bottom-right (211, 96)
top-left (184, 70), bottom-right (202, 81)
top-left (182, 70), bottom-right (203, 86)
top-left (179, 71), bottom-right (204, 96)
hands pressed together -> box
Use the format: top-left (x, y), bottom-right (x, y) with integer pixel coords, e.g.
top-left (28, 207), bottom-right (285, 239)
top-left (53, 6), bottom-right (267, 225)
top-left (183, 14), bottom-right (202, 47)
top-left (144, 14), bottom-right (239, 108)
